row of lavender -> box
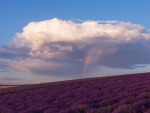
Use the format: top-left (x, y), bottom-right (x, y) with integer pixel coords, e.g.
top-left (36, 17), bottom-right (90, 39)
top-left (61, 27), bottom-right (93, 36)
top-left (1, 73), bottom-right (150, 112)
top-left (0, 77), bottom-right (100, 96)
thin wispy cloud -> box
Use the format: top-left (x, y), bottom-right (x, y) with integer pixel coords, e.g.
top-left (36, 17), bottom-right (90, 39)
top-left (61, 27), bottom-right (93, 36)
top-left (1, 18), bottom-right (150, 77)
top-left (0, 61), bottom-right (10, 72)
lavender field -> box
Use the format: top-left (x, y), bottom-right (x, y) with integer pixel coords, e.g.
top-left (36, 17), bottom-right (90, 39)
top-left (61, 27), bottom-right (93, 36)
top-left (1, 73), bottom-right (150, 113)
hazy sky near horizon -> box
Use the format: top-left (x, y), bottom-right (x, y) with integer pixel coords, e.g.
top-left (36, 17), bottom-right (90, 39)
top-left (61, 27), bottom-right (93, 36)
top-left (1, 1), bottom-right (150, 84)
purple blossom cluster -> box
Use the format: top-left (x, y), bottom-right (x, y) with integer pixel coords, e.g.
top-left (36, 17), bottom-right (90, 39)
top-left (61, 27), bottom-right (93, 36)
top-left (1, 73), bottom-right (150, 112)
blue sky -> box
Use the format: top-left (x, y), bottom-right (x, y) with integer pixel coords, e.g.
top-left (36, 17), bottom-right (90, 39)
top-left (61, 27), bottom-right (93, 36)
top-left (1, 0), bottom-right (150, 45)
top-left (1, 1), bottom-right (150, 84)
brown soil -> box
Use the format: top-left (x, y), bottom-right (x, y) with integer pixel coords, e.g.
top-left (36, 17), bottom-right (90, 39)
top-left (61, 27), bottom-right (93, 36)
top-left (0, 86), bottom-right (16, 89)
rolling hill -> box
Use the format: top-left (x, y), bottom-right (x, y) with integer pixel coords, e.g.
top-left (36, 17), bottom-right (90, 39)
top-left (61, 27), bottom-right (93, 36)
top-left (1, 72), bottom-right (150, 113)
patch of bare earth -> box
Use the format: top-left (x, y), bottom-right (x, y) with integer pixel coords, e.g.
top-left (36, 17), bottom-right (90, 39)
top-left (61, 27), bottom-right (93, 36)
top-left (0, 86), bottom-right (16, 89)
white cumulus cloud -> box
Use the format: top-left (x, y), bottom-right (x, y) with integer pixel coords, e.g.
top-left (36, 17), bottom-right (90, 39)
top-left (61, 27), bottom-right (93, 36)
top-left (11, 18), bottom-right (150, 59)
